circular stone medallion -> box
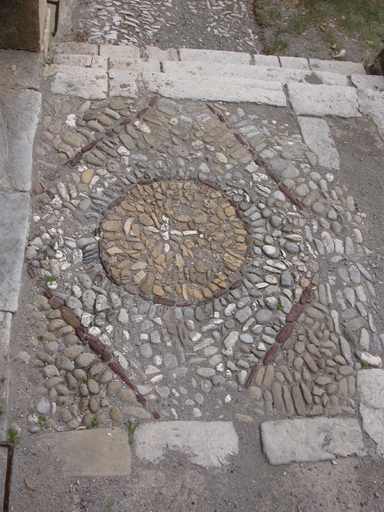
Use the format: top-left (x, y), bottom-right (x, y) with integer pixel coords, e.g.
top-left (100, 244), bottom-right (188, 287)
top-left (99, 179), bottom-right (250, 305)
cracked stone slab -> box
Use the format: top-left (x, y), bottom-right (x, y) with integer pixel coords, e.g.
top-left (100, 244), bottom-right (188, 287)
top-left (0, 88), bottom-right (41, 192)
top-left (51, 65), bottom-right (108, 100)
top-left (135, 421), bottom-right (239, 467)
top-left (143, 72), bottom-right (286, 105)
top-left (36, 428), bottom-right (131, 478)
top-left (298, 117), bottom-right (340, 170)
top-left (179, 48), bottom-right (251, 65)
top-left (357, 369), bottom-right (384, 457)
top-left (261, 417), bottom-right (366, 465)
top-left (287, 83), bottom-right (361, 117)
top-left (0, 192), bottom-right (30, 312)
top-left (0, 50), bottom-right (43, 89)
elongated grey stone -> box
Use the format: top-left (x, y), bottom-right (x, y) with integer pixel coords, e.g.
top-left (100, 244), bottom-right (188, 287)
top-left (298, 117), bottom-right (339, 170)
top-left (0, 192), bottom-right (30, 311)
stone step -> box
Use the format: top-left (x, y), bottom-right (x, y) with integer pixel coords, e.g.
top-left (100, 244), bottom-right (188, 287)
top-left (142, 71), bottom-right (287, 105)
top-left (53, 42), bottom-right (367, 75)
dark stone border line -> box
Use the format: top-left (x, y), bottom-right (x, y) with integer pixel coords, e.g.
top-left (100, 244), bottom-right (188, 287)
top-left (25, 268), bottom-right (160, 420)
top-left (206, 102), bottom-right (304, 211)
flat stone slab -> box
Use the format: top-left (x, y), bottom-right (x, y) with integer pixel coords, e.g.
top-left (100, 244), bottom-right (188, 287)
top-left (162, 61), bottom-right (348, 86)
top-left (108, 70), bottom-right (140, 98)
top-left (0, 192), bottom-right (30, 312)
top-left (288, 83), bottom-right (361, 117)
top-left (100, 44), bottom-right (141, 59)
top-left (351, 74), bottom-right (384, 92)
top-left (0, 88), bottom-right (41, 192)
top-left (135, 421), bottom-right (239, 467)
top-left (143, 46), bottom-right (179, 61)
top-left (179, 48), bottom-right (251, 65)
top-left (261, 417), bottom-right (366, 465)
top-left (36, 428), bottom-right (131, 478)
top-left (279, 56), bottom-right (309, 70)
top-left (309, 58), bottom-right (366, 76)
top-left (0, 50), bottom-right (43, 89)
top-left (53, 54), bottom-right (108, 70)
top-left (0, 312), bottom-right (11, 431)
top-left (358, 90), bottom-right (384, 139)
top-left (51, 65), bottom-right (108, 100)
top-left (298, 117), bottom-right (340, 170)
top-left (357, 369), bottom-right (384, 457)
top-left (108, 57), bottom-right (160, 73)
top-left (53, 42), bottom-right (99, 55)
top-left (143, 72), bottom-right (286, 105)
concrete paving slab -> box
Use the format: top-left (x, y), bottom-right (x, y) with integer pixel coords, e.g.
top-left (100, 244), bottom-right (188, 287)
top-left (279, 56), bottom-right (309, 70)
top-left (135, 421), bottom-right (239, 467)
top-left (287, 83), bottom-right (361, 117)
top-left (100, 44), bottom-right (141, 59)
top-left (261, 417), bottom-right (366, 465)
top-left (179, 48), bottom-right (251, 65)
top-left (53, 42), bottom-right (99, 55)
top-left (108, 70), bottom-right (140, 98)
top-left (357, 369), bottom-right (384, 457)
top-left (0, 88), bottom-right (41, 192)
top-left (298, 117), bottom-right (340, 170)
top-left (53, 54), bottom-right (108, 70)
top-left (309, 59), bottom-right (366, 75)
top-left (51, 65), bottom-right (108, 100)
top-left (143, 72), bottom-right (286, 105)
top-left (36, 428), bottom-right (131, 478)
top-left (351, 74), bottom-right (384, 92)
top-left (0, 50), bottom-right (43, 89)
top-left (0, 193), bottom-right (30, 312)
top-left (162, 61), bottom-right (348, 86)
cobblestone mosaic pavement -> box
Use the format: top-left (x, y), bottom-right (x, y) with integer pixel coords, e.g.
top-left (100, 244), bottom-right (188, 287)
top-left (19, 45), bottom-right (384, 454)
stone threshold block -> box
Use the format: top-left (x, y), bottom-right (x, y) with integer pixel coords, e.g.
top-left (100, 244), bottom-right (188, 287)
top-left (357, 369), bottom-right (384, 457)
top-left (288, 83), bottom-right (361, 117)
top-left (142, 72), bottom-right (286, 106)
top-left (51, 65), bottom-right (108, 100)
top-left (135, 421), bottom-right (239, 467)
top-left (0, 192), bottom-right (30, 312)
top-left (36, 428), bottom-right (131, 478)
top-left (261, 417), bottom-right (366, 465)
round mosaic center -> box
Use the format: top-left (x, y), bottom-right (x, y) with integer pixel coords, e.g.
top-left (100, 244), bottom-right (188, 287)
top-left (99, 179), bottom-right (250, 305)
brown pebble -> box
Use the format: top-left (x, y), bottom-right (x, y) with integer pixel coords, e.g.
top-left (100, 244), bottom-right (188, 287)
top-left (263, 345), bottom-right (279, 365)
top-left (60, 306), bottom-right (80, 328)
top-left (276, 324), bottom-right (294, 343)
